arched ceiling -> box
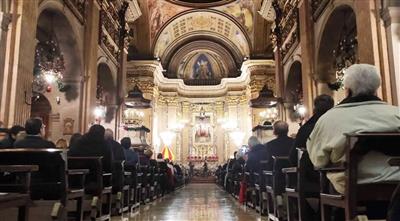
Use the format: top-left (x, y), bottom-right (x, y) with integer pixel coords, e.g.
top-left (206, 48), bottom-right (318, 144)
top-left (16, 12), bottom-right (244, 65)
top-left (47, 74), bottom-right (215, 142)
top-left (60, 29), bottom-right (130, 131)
top-left (153, 10), bottom-right (250, 59)
top-left (130, 0), bottom-right (273, 85)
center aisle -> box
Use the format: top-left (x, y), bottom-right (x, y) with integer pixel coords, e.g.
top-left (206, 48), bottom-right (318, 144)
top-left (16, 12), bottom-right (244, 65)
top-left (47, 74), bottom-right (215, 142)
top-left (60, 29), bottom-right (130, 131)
top-left (118, 184), bottom-right (262, 221)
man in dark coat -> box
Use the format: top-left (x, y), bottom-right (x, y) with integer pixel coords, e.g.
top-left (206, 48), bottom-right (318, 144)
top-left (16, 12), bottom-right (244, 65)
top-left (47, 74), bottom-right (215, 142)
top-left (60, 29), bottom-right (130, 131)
top-left (288, 95), bottom-right (334, 220)
top-left (120, 137), bottom-right (138, 166)
top-left (0, 128), bottom-right (12, 148)
top-left (245, 136), bottom-right (267, 173)
top-left (265, 121), bottom-right (294, 170)
top-left (68, 124), bottom-right (113, 173)
top-left (14, 118), bottom-right (55, 149)
top-left (105, 129), bottom-right (125, 162)
top-left (289, 95), bottom-right (334, 181)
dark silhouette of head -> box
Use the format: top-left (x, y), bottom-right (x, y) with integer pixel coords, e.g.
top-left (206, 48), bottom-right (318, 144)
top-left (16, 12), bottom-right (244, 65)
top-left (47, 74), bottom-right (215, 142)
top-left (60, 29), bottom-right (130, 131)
top-left (121, 137), bottom-right (131, 149)
top-left (273, 121), bottom-right (289, 137)
top-left (25, 118), bottom-right (43, 135)
top-left (313, 94), bottom-right (334, 115)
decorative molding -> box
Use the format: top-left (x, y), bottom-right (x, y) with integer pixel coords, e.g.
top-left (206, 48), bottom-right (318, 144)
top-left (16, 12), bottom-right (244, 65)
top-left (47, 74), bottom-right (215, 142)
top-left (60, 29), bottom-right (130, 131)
top-left (312, 0), bottom-right (330, 21)
top-left (258, 0), bottom-right (275, 22)
top-left (126, 0), bottom-right (142, 24)
top-left (63, 0), bottom-right (87, 24)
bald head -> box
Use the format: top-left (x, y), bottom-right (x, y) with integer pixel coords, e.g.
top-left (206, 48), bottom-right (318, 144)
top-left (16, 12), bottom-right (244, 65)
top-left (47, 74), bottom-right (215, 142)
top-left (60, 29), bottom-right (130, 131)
top-left (273, 121), bottom-right (289, 137)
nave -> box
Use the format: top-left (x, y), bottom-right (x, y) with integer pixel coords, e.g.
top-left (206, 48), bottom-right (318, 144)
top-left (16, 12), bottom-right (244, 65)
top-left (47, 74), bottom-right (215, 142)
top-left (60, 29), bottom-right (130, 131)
top-left (118, 184), bottom-right (260, 221)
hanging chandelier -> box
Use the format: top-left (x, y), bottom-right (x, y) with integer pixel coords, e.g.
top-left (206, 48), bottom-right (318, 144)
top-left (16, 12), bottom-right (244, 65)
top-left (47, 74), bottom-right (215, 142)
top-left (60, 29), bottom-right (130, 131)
top-left (33, 28), bottom-right (66, 93)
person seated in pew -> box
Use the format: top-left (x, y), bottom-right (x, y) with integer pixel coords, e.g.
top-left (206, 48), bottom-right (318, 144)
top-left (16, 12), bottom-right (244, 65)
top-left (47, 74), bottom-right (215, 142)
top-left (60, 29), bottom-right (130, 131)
top-left (288, 94), bottom-right (334, 219)
top-left (265, 121), bottom-right (294, 170)
top-left (120, 137), bottom-right (138, 166)
top-left (68, 124), bottom-right (113, 173)
top-left (245, 136), bottom-right (267, 174)
top-left (138, 146), bottom-right (150, 166)
top-left (289, 95), bottom-right (334, 183)
top-left (0, 127), bottom-right (11, 148)
top-left (14, 118), bottom-right (56, 149)
top-left (8, 125), bottom-right (25, 146)
top-left (105, 129), bottom-right (125, 162)
top-left (307, 64), bottom-right (400, 219)
top-left (68, 133), bottom-right (82, 149)
top-left (156, 153), bottom-right (169, 195)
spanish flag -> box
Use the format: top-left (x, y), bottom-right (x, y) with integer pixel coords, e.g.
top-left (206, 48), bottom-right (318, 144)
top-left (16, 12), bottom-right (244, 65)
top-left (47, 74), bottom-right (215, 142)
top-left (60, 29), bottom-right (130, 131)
top-left (161, 146), bottom-right (175, 161)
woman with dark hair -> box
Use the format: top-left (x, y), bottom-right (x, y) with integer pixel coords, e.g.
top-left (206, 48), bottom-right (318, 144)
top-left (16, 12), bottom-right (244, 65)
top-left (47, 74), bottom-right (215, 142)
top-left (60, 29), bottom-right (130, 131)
top-left (68, 125), bottom-right (112, 173)
top-left (69, 133), bottom-right (82, 149)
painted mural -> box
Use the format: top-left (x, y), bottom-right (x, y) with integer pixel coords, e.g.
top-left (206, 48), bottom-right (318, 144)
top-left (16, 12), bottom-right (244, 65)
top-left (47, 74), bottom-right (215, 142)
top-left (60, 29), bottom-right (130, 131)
top-left (215, 0), bottom-right (254, 34)
top-left (192, 54), bottom-right (214, 80)
top-left (176, 51), bottom-right (227, 81)
top-left (153, 11), bottom-right (250, 58)
top-left (149, 0), bottom-right (254, 44)
top-left (148, 0), bottom-right (190, 41)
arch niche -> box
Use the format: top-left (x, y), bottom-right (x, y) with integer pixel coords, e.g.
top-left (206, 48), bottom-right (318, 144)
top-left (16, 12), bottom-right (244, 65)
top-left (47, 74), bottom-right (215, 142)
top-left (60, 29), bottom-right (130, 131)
top-left (97, 63), bottom-right (117, 123)
top-left (31, 7), bottom-right (83, 140)
top-left (285, 61), bottom-right (303, 121)
top-left (315, 5), bottom-right (357, 98)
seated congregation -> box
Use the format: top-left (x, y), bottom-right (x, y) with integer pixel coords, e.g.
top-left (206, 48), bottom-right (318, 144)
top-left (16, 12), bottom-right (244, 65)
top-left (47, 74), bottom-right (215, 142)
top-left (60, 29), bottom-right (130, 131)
top-left (0, 118), bottom-right (188, 220)
top-left (216, 64), bottom-right (400, 221)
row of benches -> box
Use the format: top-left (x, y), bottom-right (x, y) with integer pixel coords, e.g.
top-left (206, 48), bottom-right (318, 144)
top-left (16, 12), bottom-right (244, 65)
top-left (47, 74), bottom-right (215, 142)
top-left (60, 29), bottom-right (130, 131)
top-left (0, 148), bottom-right (185, 221)
top-left (218, 133), bottom-right (400, 221)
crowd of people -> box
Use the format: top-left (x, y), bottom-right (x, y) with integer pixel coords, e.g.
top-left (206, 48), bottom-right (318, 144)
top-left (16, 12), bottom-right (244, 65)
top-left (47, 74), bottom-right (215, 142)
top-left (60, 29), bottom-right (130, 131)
top-left (217, 64), bottom-right (400, 220)
top-left (0, 119), bottom-right (188, 194)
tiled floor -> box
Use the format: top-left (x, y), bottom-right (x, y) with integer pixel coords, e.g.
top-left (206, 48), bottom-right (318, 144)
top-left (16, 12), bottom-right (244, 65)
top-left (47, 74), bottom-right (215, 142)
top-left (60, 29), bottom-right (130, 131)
top-left (114, 184), bottom-right (262, 221)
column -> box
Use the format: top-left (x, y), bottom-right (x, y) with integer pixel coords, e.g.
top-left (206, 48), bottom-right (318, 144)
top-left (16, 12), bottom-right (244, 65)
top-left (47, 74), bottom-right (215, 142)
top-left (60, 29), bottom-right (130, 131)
top-left (0, 0), bottom-right (38, 126)
top-left (298, 0), bottom-right (317, 111)
top-left (383, 6), bottom-right (400, 105)
top-left (80, 0), bottom-right (100, 132)
top-left (181, 101), bottom-right (190, 163)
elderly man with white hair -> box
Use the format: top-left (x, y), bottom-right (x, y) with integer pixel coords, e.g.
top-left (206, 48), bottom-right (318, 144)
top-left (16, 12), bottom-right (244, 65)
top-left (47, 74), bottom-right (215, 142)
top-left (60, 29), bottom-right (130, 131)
top-left (307, 64), bottom-right (400, 195)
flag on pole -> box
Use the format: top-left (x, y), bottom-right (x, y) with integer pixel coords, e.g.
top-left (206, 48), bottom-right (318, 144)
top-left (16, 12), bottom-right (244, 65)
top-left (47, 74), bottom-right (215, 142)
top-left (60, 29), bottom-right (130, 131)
top-left (161, 146), bottom-right (175, 161)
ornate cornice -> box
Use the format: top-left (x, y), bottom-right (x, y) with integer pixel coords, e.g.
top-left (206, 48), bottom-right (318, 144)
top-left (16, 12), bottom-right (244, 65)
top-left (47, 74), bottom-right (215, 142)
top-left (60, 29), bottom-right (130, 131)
top-left (312, 0), bottom-right (330, 21)
top-left (225, 95), bottom-right (247, 105)
top-left (258, 0), bottom-right (275, 22)
top-left (126, 79), bottom-right (155, 95)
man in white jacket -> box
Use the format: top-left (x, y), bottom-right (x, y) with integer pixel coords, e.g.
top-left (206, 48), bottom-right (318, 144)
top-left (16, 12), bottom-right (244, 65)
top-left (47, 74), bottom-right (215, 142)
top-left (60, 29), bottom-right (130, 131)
top-left (307, 64), bottom-right (400, 195)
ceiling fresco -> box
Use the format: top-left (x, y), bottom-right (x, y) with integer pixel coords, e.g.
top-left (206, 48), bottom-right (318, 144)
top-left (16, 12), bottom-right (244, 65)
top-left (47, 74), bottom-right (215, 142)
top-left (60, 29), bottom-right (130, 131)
top-left (148, 0), bottom-right (254, 44)
top-left (153, 10), bottom-right (250, 58)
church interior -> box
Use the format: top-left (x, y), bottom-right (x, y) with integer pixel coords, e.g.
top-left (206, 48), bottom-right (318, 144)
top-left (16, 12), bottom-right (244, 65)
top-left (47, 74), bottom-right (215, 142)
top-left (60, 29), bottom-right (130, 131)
top-left (0, 0), bottom-right (400, 220)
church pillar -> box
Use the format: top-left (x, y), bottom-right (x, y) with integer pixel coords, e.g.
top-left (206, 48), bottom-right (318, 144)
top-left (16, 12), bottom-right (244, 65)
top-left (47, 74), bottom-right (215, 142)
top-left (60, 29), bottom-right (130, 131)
top-left (80, 0), bottom-right (100, 132)
top-left (298, 0), bottom-right (317, 111)
top-left (382, 5), bottom-right (400, 105)
top-left (354, 0), bottom-right (393, 102)
top-left (181, 101), bottom-right (190, 163)
top-left (0, 0), bottom-right (38, 126)
top-left (215, 101), bottom-right (225, 163)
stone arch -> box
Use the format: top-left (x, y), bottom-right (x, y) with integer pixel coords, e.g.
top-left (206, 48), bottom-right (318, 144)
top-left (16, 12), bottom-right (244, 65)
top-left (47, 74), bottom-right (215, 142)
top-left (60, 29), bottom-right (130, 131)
top-left (152, 9), bottom-right (251, 60)
top-left (32, 5), bottom-right (83, 140)
top-left (285, 61), bottom-right (302, 105)
top-left (97, 63), bottom-right (117, 123)
top-left (315, 4), bottom-right (356, 83)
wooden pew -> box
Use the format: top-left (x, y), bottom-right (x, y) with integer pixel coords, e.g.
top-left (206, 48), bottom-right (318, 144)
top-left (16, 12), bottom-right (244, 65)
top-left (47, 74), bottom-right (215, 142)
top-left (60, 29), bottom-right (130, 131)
top-left (111, 161), bottom-right (130, 215)
top-left (255, 160), bottom-right (268, 215)
top-left (68, 157), bottom-right (112, 221)
top-left (0, 149), bottom-right (87, 221)
top-left (282, 148), bottom-right (320, 221)
top-left (124, 164), bottom-right (139, 211)
top-left (318, 133), bottom-right (400, 221)
top-left (0, 165), bottom-right (38, 221)
top-left (264, 156), bottom-right (290, 221)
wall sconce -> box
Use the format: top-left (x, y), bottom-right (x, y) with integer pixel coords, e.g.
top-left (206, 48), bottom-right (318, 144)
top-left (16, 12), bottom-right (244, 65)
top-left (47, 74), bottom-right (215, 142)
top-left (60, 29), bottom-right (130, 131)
top-left (56, 96), bottom-right (61, 105)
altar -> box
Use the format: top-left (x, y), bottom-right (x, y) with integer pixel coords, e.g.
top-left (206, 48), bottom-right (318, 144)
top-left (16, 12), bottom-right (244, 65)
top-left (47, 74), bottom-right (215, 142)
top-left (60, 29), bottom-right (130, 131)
top-left (124, 60), bottom-right (276, 164)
